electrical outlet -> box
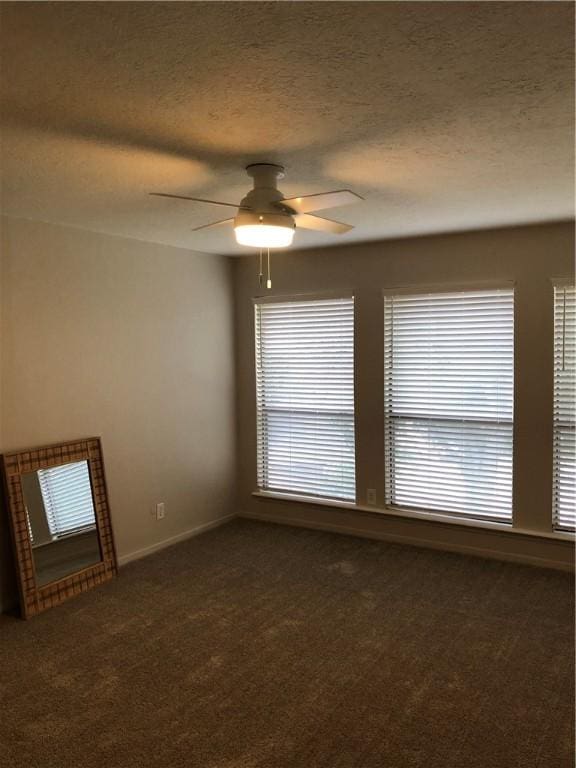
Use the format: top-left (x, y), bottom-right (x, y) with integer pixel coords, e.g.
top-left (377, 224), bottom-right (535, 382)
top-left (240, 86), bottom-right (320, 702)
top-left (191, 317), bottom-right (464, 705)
top-left (156, 502), bottom-right (166, 520)
top-left (366, 488), bottom-right (377, 506)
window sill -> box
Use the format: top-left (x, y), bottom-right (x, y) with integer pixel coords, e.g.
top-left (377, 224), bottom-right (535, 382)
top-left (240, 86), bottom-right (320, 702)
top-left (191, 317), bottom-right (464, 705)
top-left (252, 491), bottom-right (576, 542)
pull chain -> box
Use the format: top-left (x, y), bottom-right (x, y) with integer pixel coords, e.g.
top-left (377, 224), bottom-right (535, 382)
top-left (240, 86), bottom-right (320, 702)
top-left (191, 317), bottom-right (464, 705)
top-left (258, 248), bottom-right (263, 289)
top-left (266, 247), bottom-right (272, 290)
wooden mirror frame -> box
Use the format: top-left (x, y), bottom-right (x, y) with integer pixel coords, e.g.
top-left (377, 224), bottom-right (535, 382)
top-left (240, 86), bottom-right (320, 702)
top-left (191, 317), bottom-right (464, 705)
top-left (2, 437), bottom-right (118, 618)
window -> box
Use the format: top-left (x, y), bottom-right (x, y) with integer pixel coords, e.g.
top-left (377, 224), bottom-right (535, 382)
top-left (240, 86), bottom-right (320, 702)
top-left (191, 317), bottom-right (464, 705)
top-left (553, 284), bottom-right (575, 532)
top-left (38, 460), bottom-right (96, 539)
top-left (384, 288), bottom-right (514, 522)
top-left (255, 296), bottom-right (355, 501)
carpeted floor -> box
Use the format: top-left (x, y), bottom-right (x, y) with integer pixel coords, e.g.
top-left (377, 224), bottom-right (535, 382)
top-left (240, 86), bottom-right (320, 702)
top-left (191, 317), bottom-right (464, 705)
top-left (0, 519), bottom-right (574, 768)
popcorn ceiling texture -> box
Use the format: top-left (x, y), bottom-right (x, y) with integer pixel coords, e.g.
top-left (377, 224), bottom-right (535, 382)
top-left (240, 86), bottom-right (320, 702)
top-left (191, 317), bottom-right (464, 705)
top-left (0, 1), bottom-right (573, 254)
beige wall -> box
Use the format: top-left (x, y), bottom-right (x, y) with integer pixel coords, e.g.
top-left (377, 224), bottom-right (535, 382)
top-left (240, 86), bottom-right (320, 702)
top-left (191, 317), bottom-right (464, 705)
top-left (0, 216), bottom-right (236, 610)
top-left (234, 222), bottom-right (575, 569)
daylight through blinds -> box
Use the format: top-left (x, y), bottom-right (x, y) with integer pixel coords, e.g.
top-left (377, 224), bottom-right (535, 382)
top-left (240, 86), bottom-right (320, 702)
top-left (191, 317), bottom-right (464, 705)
top-left (255, 297), bottom-right (355, 501)
top-left (553, 284), bottom-right (575, 531)
top-left (38, 460), bottom-right (96, 539)
top-left (384, 288), bottom-right (514, 522)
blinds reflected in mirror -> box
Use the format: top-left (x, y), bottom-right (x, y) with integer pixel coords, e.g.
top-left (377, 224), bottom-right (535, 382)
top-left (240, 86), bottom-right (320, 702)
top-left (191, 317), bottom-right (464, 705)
top-left (384, 288), bottom-right (514, 522)
top-left (553, 284), bottom-right (575, 531)
top-left (255, 296), bottom-right (355, 501)
top-left (38, 460), bottom-right (97, 539)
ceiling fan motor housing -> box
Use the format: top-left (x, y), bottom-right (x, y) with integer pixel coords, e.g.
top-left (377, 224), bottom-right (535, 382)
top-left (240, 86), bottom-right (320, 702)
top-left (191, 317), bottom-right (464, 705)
top-left (234, 163), bottom-right (296, 238)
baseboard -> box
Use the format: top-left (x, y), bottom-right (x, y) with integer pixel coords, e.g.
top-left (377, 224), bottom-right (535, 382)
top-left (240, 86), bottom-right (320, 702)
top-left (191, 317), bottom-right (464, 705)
top-left (118, 514), bottom-right (236, 567)
top-left (240, 511), bottom-right (574, 572)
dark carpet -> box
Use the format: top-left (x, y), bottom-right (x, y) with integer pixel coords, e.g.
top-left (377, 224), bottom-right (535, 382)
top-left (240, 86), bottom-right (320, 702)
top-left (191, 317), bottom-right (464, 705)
top-left (1, 519), bottom-right (574, 768)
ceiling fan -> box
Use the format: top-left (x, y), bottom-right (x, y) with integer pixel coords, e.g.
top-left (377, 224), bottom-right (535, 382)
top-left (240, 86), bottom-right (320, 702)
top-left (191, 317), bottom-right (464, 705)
top-left (150, 163), bottom-right (363, 250)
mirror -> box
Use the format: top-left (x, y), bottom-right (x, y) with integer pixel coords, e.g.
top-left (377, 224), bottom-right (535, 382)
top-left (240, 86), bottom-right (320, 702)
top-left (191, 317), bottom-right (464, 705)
top-left (22, 460), bottom-right (102, 587)
top-left (2, 437), bottom-right (118, 618)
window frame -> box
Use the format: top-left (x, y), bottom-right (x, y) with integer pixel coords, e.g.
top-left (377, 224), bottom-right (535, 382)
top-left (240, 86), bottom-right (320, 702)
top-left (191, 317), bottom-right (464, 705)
top-left (253, 290), bottom-right (357, 503)
top-left (552, 279), bottom-right (575, 533)
top-left (382, 282), bottom-right (515, 525)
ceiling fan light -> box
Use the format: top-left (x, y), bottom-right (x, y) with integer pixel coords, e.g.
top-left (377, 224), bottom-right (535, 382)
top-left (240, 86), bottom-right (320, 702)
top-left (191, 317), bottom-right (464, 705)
top-left (234, 223), bottom-right (294, 248)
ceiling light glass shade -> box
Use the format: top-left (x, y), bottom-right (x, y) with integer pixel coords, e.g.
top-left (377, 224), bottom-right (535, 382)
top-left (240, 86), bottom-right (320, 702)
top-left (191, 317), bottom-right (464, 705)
top-left (235, 223), bottom-right (295, 248)
top-left (234, 209), bottom-right (296, 250)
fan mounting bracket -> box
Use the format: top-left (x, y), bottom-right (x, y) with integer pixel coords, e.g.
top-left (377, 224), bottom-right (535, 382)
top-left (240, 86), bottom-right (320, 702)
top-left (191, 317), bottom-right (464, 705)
top-left (246, 163), bottom-right (286, 185)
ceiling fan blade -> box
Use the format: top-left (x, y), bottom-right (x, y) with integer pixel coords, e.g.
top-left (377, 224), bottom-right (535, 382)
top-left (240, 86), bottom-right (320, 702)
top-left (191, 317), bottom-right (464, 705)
top-left (192, 219), bottom-right (234, 232)
top-left (150, 192), bottom-right (250, 209)
top-left (191, 218), bottom-right (234, 232)
top-left (294, 213), bottom-right (353, 235)
top-left (279, 189), bottom-right (363, 214)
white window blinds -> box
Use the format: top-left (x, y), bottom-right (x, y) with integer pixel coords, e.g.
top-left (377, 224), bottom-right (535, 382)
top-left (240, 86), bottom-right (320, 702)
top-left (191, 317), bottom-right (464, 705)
top-left (38, 460), bottom-right (97, 539)
top-left (553, 284), bottom-right (575, 531)
top-left (384, 288), bottom-right (514, 522)
top-left (255, 296), bottom-right (355, 501)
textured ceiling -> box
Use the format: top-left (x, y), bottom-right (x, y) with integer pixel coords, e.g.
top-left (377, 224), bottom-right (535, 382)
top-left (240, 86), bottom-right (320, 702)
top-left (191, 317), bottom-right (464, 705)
top-left (0, 2), bottom-right (573, 255)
